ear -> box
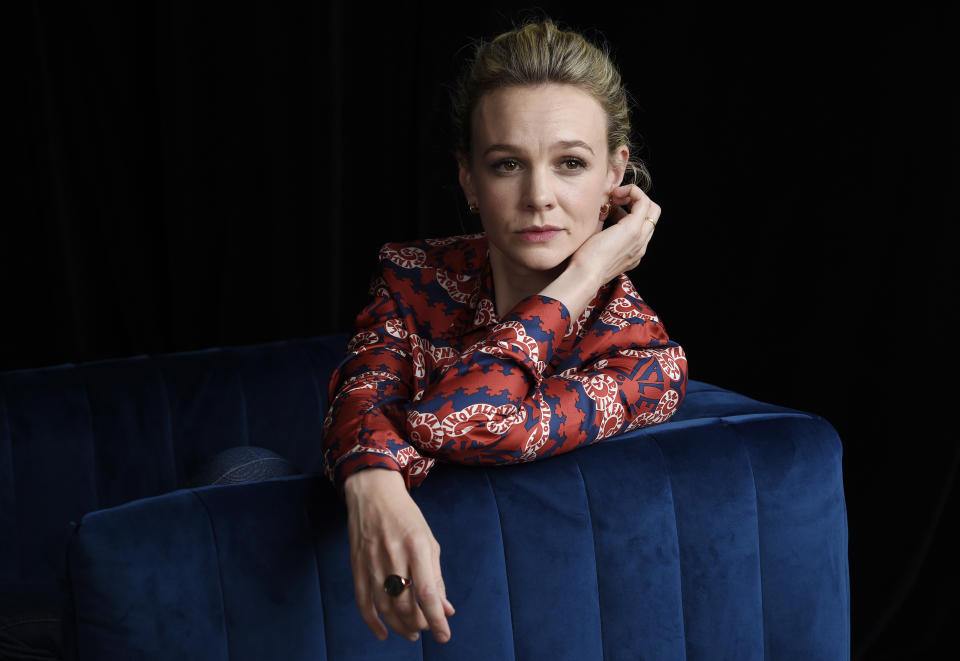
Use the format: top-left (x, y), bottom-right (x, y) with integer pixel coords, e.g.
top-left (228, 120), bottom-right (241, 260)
top-left (456, 151), bottom-right (477, 204)
top-left (606, 144), bottom-right (630, 192)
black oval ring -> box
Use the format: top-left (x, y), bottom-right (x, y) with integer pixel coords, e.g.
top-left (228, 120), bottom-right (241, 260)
top-left (384, 574), bottom-right (411, 597)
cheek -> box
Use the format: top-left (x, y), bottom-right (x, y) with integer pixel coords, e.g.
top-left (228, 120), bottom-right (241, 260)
top-left (571, 175), bottom-right (605, 203)
top-left (573, 189), bottom-right (604, 222)
top-left (478, 181), bottom-right (517, 215)
top-left (474, 177), bottom-right (501, 201)
top-left (579, 219), bottom-right (604, 240)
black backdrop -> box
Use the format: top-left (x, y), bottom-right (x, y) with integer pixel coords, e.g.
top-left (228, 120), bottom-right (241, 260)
top-left (10, 2), bottom-right (957, 658)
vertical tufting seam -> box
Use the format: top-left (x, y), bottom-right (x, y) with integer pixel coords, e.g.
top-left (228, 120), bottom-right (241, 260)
top-left (726, 418), bottom-right (766, 659)
top-left (227, 350), bottom-right (251, 447)
top-left (154, 359), bottom-right (180, 489)
top-left (302, 343), bottom-right (329, 470)
top-left (77, 367), bottom-right (101, 510)
top-left (0, 382), bottom-right (11, 478)
top-left (192, 490), bottom-right (233, 661)
top-left (305, 497), bottom-right (331, 661)
top-left (650, 434), bottom-right (688, 661)
top-left (0, 380), bottom-right (17, 573)
top-left (481, 471), bottom-right (519, 661)
top-left (571, 460), bottom-right (606, 660)
top-left (66, 523), bottom-right (84, 661)
top-left (302, 342), bottom-right (327, 418)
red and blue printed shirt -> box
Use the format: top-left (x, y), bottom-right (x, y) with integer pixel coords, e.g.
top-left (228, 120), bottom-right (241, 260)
top-left (321, 232), bottom-right (688, 499)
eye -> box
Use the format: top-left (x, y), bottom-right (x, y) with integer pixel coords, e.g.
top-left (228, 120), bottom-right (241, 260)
top-left (493, 159), bottom-right (520, 172)
top-left (561, 158), bottom-right (587, 170)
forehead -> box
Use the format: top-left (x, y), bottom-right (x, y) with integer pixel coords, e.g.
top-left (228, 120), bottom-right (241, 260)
top-left (471, 83), bottom-right (607, 150)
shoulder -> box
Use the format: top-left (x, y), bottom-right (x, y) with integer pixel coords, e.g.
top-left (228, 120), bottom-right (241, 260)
top-left (377, 232), bottom-right (488, 274)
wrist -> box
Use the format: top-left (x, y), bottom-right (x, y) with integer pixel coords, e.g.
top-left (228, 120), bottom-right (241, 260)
top-left (344, 467), bottom-right (405, 500)
top-left (564, 258), bottom-right (603, 291)
top-left (539, 261), bottom-right (602, 324)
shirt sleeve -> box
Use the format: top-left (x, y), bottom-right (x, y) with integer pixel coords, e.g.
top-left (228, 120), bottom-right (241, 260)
top-left (321, 261), bottom-right (688, 498)
top-left (320, 274), bottom-right (434, 500)
top-left (403, 292), bottom-right (688, 470)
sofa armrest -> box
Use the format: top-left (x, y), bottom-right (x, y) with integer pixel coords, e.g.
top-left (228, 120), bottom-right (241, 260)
top-left (63, 412), bottom-right (849, 661)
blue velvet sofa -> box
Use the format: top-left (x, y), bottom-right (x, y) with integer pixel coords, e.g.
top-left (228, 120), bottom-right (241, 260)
top-left (0, 334), bottom-right (850, 660)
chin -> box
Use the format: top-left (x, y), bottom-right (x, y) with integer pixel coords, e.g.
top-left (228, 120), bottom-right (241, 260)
top-left (508, 248), bottom-right (571, 273)
top-left (488, 231), bottom-right (576, 272)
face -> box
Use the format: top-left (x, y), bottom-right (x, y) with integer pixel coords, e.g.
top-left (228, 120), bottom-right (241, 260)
top-left (458, 83), bottom-right (627, 276)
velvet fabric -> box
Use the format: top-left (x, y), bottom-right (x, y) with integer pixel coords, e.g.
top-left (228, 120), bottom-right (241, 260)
top-left (0, 334), bottom-right (849, 659)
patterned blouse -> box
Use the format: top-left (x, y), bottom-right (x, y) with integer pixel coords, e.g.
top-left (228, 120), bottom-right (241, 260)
top-left (321, 232), bottom-right (688, 498)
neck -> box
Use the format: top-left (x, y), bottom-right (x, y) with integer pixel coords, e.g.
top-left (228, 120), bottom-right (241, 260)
top-left (488, 244), bottom-right (568, 320)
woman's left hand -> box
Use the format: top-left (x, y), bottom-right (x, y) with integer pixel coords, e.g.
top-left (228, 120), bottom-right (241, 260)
top-left (570, 184), bottom-right (662, 286)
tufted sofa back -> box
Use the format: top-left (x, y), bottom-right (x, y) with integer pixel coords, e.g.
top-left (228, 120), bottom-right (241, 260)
top-left (0, 334), bottom-right (349, 614)
top-left (63, 384), bottom-right (851, 660)
top-left (2, 334), bottom-right (850, 660)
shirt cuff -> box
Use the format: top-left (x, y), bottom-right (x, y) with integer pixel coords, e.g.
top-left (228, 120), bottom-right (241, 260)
top-left (494, 294), bottom-right (571, 370)
top-left (332, 451), bottom-right (404, 501)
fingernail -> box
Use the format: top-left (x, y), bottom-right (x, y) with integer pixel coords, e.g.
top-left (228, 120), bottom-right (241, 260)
top-left (436, 631), bottom-right (449, 643)
top-left (408, 632), bottom-right (419, 642)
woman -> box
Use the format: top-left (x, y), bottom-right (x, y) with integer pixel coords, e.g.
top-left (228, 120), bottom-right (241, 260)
top-left (320, 17), bottom-right (688, 645)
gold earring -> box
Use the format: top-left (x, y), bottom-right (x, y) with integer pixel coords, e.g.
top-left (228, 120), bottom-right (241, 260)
top-left (468, 202), bottom-right (480, 214)
top-left (599, 201), bottom-right (612, 220)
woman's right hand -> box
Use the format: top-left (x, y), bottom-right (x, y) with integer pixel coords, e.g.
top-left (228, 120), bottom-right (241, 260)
top-left (343, 467), bottom-right (456, 643)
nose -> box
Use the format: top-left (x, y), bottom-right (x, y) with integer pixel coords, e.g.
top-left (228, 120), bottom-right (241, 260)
top-left (523, 165), bottom-right (556, 212)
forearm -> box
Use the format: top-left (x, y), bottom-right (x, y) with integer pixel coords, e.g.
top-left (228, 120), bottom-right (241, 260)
top-left (323, 357), bottom-right (434, 496)
top-left (402, 274), bottom-right (688, 467)
top-left (323, 396), bottom-right (436, 497)
top-left (538, 261), bottom-right (602, 328)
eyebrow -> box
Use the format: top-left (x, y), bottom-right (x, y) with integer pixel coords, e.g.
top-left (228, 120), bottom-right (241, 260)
top-left (482, 140), bottom-right (596, 157)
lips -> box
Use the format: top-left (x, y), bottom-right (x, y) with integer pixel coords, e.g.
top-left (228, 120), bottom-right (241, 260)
top-left (517, 226), bottom-right (563, 243)
top-left (517, 225), bottom-right (563, 233)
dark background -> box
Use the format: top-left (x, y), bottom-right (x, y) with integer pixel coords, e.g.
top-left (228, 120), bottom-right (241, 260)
top-left (9, 1), bottom-right (957, 658)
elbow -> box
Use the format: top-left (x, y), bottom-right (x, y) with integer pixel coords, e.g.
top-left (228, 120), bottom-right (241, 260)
top-left (664, 342), bottom-right (688, 419)
top-left (672, 344), bottom-right (688, 395)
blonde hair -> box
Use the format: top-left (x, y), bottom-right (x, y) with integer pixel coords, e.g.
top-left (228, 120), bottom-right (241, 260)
top-left (449, 16), bottom-right (651, 192)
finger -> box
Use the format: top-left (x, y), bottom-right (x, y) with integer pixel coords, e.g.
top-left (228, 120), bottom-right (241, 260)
top-left (378, 535), bottom-right (431, 637)
top-left (612, 187), bottom-right (661, 241)
top-left (611, 185), bottom-right (661, 223)
top-left (610, 184), bottom-right (647, 209)
top-left (433, 572), bottom-right (456, 617)
top-left (639, 209), bottom-right (660, 254)
top-left (410, 543), bottom-right (452, 643)
top-left (437, 575), bottom-right (455, 615)
top-left (643, 216), bottom-right (658, 237)
top-left (353, 561), bottom-right (389, 641)
top-left (375, 573), bottom-right (429, 641)
top-left (607, 202), bottom-right (629, 223)
top-left (642, 205), bottom-right (662, 227)
top-left (377, 587), bottom-right (426, 641)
